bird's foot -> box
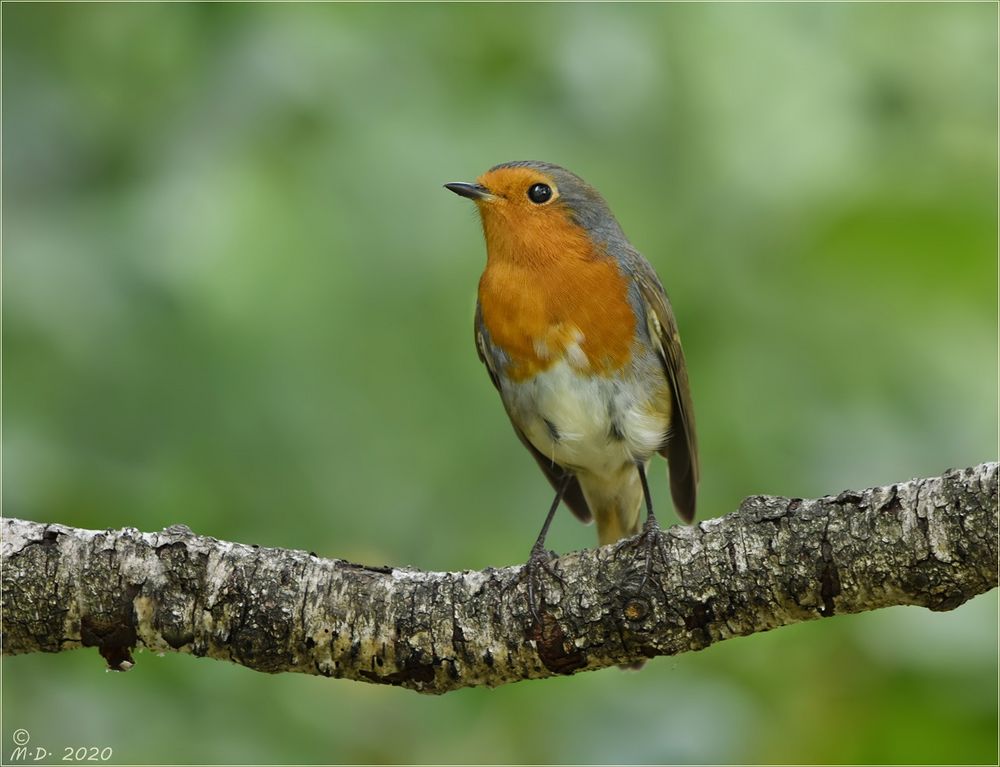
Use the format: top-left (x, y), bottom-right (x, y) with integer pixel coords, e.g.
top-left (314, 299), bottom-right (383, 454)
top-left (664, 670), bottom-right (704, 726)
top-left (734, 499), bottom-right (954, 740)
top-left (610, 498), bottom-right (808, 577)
top-left (630, 513), bottom-right (671, 595)
top-left (522, 541), bottom-right (565, 624)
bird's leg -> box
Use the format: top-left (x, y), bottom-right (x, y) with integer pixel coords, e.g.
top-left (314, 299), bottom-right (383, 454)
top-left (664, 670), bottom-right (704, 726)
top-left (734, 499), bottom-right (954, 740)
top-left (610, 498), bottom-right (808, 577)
top-left (632, 461), bottom-right (670, 594)
top-left (523, 474), bottom-right (571, 623)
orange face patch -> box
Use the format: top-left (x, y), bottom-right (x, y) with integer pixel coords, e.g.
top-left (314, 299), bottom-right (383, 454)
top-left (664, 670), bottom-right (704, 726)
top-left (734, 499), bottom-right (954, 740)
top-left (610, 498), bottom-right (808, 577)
top-left (474, 167), bottom-right (635, 381)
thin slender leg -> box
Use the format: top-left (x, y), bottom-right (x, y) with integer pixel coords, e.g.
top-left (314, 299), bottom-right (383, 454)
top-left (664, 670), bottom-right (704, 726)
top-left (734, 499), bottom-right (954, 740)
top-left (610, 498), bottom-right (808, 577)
top-left (637, 461), bottom-right (656, 527)
top-left (525, 474), bottom-right (571, 622)
top-left (634, 461), bottom-right (669, 592)
top-left (531, 474), bottom-right (570, 555)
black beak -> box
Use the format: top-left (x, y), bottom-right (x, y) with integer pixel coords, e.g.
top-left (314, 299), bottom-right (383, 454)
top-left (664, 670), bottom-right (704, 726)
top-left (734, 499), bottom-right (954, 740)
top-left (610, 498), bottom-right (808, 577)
top-left (444, 182), bottom-right (492, 200)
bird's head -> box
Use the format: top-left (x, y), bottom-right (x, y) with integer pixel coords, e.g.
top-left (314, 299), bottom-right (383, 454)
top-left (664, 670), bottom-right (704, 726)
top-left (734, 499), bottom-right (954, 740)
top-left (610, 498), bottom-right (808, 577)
top-left (445, 161), bottom-right (626, 266)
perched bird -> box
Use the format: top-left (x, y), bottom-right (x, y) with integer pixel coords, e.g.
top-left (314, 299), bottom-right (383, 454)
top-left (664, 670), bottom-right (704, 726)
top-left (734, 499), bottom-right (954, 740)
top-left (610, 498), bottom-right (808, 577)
top-left (445, 161), bottom-right (698, 611)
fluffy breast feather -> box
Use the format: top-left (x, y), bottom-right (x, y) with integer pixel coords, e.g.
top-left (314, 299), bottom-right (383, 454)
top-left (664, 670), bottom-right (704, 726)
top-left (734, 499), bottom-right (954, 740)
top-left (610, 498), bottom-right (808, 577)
top-left (501, 355), bottom-right (672, 479)
top-left (477, 256), bottom-right (636, 382)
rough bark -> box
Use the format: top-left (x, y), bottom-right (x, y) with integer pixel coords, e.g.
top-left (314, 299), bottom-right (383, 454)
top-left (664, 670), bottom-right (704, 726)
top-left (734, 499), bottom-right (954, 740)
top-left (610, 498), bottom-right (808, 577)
top-left (2, 463), bottom-right (996, 694)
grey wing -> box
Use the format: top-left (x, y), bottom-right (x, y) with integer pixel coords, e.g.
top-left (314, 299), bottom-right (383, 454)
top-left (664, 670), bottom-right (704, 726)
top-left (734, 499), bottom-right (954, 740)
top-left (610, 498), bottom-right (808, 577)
top-left (632, 264), bottom-right (699, 523)
top-left (474, 305), bottom-right (593, 524)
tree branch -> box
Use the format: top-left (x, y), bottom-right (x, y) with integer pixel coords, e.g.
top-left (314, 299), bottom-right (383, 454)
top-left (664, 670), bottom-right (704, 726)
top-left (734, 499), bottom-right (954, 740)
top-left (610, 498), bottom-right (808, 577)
top-left (3, 463), bottom-right (996, 693)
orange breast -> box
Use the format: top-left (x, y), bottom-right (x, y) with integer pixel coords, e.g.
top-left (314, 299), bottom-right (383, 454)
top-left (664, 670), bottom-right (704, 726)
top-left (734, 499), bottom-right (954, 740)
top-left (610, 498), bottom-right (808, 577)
top-left (477, 209), bottom-right (636, 382)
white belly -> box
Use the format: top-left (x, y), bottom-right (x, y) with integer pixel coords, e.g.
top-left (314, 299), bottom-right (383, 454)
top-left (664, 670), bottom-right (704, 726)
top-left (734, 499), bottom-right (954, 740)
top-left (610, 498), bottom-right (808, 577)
top-left (502, 359), bottom-right (670, 479)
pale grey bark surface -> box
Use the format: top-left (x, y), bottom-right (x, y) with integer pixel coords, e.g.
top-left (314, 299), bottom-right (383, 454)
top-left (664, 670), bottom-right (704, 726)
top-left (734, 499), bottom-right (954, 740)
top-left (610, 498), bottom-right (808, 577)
top-left (3, 463), bottom-right (997, 694)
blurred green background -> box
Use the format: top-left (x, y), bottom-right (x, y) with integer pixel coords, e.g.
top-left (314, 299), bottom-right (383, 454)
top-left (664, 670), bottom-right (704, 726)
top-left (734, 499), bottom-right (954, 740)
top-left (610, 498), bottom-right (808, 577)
top-left (3, 3), bottom-right (996, 764)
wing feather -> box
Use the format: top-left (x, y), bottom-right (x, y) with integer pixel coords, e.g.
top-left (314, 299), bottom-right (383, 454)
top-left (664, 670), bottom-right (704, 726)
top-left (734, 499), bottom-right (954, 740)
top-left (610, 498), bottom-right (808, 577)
top-left (633, 268), bottom-right (699, 523)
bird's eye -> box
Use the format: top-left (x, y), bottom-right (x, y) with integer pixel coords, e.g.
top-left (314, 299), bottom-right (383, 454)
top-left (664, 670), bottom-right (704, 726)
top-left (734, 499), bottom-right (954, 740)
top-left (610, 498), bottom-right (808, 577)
top-left (527, 183), bottom-right (553, 204)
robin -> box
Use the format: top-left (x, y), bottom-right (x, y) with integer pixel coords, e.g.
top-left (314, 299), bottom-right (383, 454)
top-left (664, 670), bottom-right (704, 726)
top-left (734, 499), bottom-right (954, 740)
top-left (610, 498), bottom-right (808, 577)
top-left (445, 160), bottom-right (698, 615)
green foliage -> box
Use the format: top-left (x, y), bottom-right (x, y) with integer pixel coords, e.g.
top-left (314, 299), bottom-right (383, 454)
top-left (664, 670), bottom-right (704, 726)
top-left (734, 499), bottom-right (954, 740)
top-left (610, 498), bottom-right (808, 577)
top-left (4, 3), bottom-right (996, 763)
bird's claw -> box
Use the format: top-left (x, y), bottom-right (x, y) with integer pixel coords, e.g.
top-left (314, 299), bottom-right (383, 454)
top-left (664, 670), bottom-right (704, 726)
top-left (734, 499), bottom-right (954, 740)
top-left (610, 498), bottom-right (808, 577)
top-left (523, 542), bottom-right (565, 624)
top-left (630, 514), bottom-right (670, 595)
